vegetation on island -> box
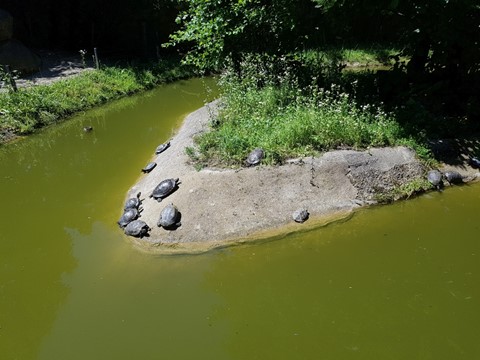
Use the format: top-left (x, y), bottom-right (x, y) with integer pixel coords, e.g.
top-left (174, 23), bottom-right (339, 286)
top-left (166, 0), bottom-right (479, 166)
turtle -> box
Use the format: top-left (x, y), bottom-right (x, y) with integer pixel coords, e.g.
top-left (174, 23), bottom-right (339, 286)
top-left (427, 170), bottom-right (443, 189)
top-left (157, 203), bottom-right (181, 229)
top-left (443, 170), bottom-right (463, 184)
top-left (124, 192), bottom-right (142, 210)
top-left (155, 141), bottom-right (171, 155)
top-left (293, 209), bottom-right (309, 223)
top-left (117, 208), bottom-right (141, 228)
top-left (141, 162), bottom-right (157, 173)
top-left (246, 148), bottom-right (264, 166)
top-left (149, 178), bottom-right (180, 202)
top-left (124, 220), bottom-right (151, 238)
top-left (469, 157), bottom-right (480, 169)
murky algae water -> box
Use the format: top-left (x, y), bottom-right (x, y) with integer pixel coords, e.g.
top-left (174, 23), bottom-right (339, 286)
top-left (1, 78), bottom-right (479, 359)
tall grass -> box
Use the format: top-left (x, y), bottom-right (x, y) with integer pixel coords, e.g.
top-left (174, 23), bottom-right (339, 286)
top-left (197, 83), bottom-right (405, 165)
top-left (193, 53), bottom-right (428, 166)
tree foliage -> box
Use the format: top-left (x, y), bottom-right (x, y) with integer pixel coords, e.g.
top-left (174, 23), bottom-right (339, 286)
top-left (165, 0), bottom-right (322, 69)
top-left (167, 0), bottom-right (479, 77)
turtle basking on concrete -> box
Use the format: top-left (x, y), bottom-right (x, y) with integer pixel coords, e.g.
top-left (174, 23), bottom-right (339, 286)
top-left (117, 208), bottom-right (141, 228)
top-left (149, 178), bottom-right (180, 202)
top-left (427, 170), bottom-right (443, 189)
top-left (124, 192), bottom-right (142, 210)
top-left (293, 209), bottom-right (309, 223)
top-left (124, 220), bottom-right (151, 238)
top-left (157, 203), bottom-right (182, 229)
top-left (141, 162), bottom-right (157, 173)
top-left (155, 141), bottom-right (171, 155)
top-left (246, 148), bottom-right (264, 166)
top-left (469, 157), bottom-right (480, 169)
top-left (443, 170), bottom-right (463, 184)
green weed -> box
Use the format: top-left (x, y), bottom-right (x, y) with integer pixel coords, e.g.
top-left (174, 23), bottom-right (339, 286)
top-left (195, 80), bottom-right (412, 166)
top-left (375, 177), bottom-right (432, 203)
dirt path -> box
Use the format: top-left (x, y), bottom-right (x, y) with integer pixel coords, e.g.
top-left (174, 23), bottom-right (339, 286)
top-left (14, 50), bottom-right (93, 88)
top-left (122, 101), bottom-right (480, 255)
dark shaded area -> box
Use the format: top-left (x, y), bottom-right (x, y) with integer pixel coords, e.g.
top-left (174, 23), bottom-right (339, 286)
top-left (427, 138), bottom-right (480, 168)
top-left (2, 0), bottom-right (178, 58)
top-left (1, 0), bottom-right (478, 145)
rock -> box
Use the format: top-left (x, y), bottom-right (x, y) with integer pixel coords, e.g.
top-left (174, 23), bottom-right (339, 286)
top-left (0, 9), bottom-right (13, 42)
top-left (0, 39), bottom-right (41, 74)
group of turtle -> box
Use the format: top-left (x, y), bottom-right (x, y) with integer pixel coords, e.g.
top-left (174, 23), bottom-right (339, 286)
top-left (118, 144), bottom-right (314, 238)
top-left (117, 141), bottom-right (182, 238)
top-left (425, 155), bottom-right (480, 189)
top-left (427, 169), bottom-right (464, 189)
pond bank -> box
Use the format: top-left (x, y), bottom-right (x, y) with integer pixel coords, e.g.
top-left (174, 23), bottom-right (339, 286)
top-left (124, 102), bottom-right (480, 255)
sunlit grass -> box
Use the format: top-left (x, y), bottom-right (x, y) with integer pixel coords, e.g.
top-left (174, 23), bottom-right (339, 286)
top-left (0, 60), bottom-right (198, 140)
top-left (194, 81), bottom-right (425, 166)
top-left (299, 45), bottom-right (404, 69)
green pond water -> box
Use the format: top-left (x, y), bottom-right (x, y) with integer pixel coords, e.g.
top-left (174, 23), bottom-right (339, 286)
top-left (1, 78), bottom-right (480, 359)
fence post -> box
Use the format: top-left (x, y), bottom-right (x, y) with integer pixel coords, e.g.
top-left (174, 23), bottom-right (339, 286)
top-left (5, 65), bottom-right (17, 92)
top-left (93, 47), bottom-right (100, 69)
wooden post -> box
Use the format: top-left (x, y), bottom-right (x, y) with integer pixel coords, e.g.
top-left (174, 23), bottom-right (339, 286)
top-left (93, 47), bottom-right (99, 69)
top-left (5, 65), bottom-right (17, 92)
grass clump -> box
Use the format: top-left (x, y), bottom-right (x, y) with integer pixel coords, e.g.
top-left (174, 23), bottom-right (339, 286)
top-left (374, 177), bottom-right (433, 203)
top-left (198, 84), bottom-right (404, 165)
top-left (194, 52), bottom-right (429, 167)
top-left (301, 45), bottom-right (403, 68)
top-left (0, 58), bottom-right (198, 142)
top-left (189, 47), bottom-right (439, 167)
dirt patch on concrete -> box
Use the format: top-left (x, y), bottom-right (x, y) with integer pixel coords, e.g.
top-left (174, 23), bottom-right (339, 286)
top-left (121, 101), bottom-right (479, 255)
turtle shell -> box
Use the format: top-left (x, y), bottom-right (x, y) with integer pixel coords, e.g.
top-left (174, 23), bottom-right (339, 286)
top-left (155, 141), bottom-right (171, 155)
top-left (157, 203), bottom-right (181, 229)
top-left (117, 208), bottom-right (140, 228)
top-left (246, 148), bottom-right (264, 166)
top-left (141, 162), bottom-right (157, 173)
top-left (444, 170), bottom-right (463, 184)
top-left (124, 192), bottom-right (141, 210)
top-left (124, 220), bottom-right (151, 238)
top-left (427, 170), bottom-right (443, 188)
top-left (149, 178), bottom-right (179, 202)
top-left (469, 157), bottom-right (480, 168)
top-left (293, 209), bottom-right (309, 223)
